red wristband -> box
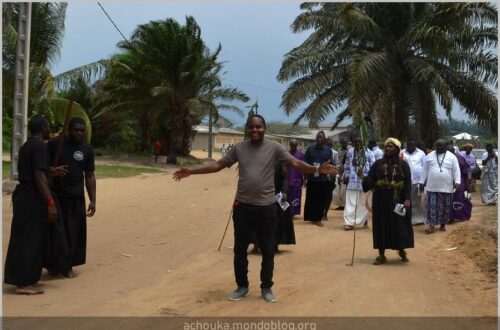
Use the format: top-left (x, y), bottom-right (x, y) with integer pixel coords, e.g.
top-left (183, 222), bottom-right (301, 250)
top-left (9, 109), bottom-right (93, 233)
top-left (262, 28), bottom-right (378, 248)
top-left (48, 198), bottom-right (55, 206)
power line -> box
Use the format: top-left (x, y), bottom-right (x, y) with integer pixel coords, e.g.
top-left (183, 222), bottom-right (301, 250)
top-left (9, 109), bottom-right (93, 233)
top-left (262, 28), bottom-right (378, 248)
top-left (97, 2), bottom-right (131, 46)
top-left (95, 4), bottom-right (283, 97)
top-left (225, 78), bottom-right (283, 94)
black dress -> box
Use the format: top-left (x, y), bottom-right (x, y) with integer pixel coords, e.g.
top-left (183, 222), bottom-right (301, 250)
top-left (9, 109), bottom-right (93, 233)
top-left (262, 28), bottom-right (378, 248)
top-left (274, 162), bottom-right (296, 245)
top-left (4, 137), bottom-right (50, 286)
top-left (362, 159), bottom-right (414, 250)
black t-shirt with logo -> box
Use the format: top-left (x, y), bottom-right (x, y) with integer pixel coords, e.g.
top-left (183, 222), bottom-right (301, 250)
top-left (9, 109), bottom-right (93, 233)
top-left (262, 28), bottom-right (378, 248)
top-left (48, 136), bottom-right (95, 198)
top-left (18, 137), bottom-right (49, 185)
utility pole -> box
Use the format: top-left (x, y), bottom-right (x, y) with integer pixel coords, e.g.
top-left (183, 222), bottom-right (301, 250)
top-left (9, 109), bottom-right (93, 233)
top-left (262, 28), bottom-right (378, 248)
top-left (208, 109), bottom-right (213, 159)
top-left (10, 3), bottom-right (32, 180)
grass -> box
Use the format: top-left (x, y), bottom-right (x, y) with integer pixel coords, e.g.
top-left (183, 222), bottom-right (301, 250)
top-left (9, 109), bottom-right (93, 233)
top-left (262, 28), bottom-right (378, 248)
top-left (3, 161), bottom-right (10, 180)
top-left (1, 161), bottom-right (162, 180)
top-left (95, 164), bottom-right (162, 178)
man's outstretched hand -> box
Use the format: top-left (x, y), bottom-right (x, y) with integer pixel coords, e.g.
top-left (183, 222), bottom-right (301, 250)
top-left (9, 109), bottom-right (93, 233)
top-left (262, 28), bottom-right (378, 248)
top-left (173, 168), bottom-right (191, 181)
top-left (319, 160), bottom-right (338, 176)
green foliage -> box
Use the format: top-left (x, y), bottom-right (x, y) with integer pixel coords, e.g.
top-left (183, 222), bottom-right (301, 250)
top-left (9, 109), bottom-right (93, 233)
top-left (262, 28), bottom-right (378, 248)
top-left (2, 113), bottom-right (12, 151)
top-left (94, 164), bottom-right (162, 178)
top-left (2, 2), bottom-right (67, 144)
top-left (439, 118), bottom-right (493, 137)
top-left (2, 161), bottom-right (10, 179)
top-left (278, 3), bottom-right (498, 142)
top-left (60, 17), bottom-right (247, 157)
top-left (265, 121), bottom-right (311, 135)
top-left (36, 98), bottom-right (92, 142)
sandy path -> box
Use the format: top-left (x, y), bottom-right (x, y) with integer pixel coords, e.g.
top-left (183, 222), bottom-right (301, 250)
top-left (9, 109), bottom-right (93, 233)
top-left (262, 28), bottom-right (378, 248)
top-left (2, 159), bottom-right (497, 319)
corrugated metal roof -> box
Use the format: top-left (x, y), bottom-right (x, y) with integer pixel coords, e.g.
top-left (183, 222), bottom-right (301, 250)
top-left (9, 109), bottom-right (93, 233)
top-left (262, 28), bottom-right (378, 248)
top-left (192, 125), bottom-right (244, 135)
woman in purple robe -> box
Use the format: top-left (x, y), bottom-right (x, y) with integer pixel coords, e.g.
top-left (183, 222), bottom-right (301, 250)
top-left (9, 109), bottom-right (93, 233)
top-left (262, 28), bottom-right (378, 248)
top-left (287, 139), bottom-right (304, 216)
top-left (448, 143), bottom-right (472, 222)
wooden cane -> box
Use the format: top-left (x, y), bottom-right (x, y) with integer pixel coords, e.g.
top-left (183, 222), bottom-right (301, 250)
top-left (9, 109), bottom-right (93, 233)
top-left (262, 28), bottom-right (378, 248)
top-left (52, 90), bottom-right (76, 167)
top-left (346, 189), bottom-right (360, 266)
top-left (217, 206), bottom-right (234, 251)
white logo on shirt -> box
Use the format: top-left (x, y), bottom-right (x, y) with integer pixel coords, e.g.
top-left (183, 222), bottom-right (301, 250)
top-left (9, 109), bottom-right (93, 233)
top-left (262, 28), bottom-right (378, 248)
top-left (74, 151), bottom-right (84, 161)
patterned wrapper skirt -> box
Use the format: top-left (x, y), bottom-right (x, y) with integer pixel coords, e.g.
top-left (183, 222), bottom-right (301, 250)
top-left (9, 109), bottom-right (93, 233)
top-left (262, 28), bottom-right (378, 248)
top-left (425, 191), bottom-right (452, 226)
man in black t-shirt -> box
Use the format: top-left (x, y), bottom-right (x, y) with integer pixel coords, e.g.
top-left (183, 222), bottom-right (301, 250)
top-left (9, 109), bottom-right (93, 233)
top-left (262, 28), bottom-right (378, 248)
top-left (4, 114), bottom-right (58, 294)
top-left (47, 117), bottom-right (96, 278)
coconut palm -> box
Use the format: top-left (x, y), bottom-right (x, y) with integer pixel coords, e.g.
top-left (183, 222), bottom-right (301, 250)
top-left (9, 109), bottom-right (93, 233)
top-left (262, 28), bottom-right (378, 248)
top-left (3, 2), bottom-right (67, 109)
top-left (2, 2), bottom-right (67, 147)
top-left (61, 16), bottom-right (248, 159)
top-left (277, 2), bottom-right (497, 141)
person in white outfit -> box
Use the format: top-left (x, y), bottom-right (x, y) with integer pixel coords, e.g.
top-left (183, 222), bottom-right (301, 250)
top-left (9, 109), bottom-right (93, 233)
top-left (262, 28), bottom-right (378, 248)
top-left (419, 139), bottom-right (460, 234)
top-left (343, 136), bottom-right (375, 230)
top-left (401, 138), bottom-right (427, 225)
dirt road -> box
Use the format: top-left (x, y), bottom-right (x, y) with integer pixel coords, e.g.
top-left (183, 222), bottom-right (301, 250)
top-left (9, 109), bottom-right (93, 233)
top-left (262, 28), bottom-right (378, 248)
top-left (2, 155), bottom-right (497, 321)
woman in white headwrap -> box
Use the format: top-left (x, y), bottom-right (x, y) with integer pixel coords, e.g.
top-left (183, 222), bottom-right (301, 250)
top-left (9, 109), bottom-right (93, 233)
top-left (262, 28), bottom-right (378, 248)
top-left (362, 138), bottom-right (414, 265)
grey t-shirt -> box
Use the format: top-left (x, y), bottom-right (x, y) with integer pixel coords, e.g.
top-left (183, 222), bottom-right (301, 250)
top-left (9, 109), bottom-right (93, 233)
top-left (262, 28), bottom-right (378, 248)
top-left (220, 139), bottom-right (296, 206)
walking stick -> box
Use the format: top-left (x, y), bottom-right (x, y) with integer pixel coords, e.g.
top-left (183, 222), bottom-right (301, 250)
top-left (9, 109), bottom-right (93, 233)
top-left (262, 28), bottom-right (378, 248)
top-left (52, 90), bottom-right (76, 167)
top-left (217, 206), bottom-right (234, 251)
top-left (346, 189), bottom-right (360, 266)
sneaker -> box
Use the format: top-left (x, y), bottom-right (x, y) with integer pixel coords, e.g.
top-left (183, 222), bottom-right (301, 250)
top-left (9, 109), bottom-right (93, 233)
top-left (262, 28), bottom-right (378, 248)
top-left (261, 288), bottom-right (278, 303)
top-left (228, 287), bottom-right (249, 301)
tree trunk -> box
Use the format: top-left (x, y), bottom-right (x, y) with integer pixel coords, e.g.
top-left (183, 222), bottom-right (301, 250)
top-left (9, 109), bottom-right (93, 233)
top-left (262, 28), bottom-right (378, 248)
top-left (138, 115), bottom-right (150, 152)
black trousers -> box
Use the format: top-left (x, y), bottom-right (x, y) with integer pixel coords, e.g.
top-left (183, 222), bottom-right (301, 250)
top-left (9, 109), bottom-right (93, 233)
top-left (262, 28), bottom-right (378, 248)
top-left (304, 181), bottom-right (331, 221)
top-left (233, 202), bottom-right (278, 289)
top-left (58, 196), bottom-right (87, 267)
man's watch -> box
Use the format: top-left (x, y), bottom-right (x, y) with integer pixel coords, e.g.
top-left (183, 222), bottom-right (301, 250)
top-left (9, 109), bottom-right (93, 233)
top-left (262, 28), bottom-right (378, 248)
top-left (314, 164), bottom-right (320, 176)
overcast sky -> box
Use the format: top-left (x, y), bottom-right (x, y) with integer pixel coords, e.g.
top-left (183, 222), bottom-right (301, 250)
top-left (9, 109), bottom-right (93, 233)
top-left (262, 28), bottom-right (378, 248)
top-left (52, 2), bottom-right (475, 127)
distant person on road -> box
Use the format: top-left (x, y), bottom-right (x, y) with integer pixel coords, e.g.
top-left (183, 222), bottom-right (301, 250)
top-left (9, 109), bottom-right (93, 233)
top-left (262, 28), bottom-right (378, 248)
top-left (333, 137), bottom-right (349, 210)
top-left (459, 144), bottom-right (477, 192)
top-left (419, 139), bottom-right (460, 234)
top-left (173, 115), bottom-right (337, 303)
top-left (447, 142), bottom-right (472, 222)
top-left (368, 139), bottom-right (384, 161)
top-left (481, 144), bottom-right (498, 205)
top-left (401, 138), bottom-right (426, 225)
top-left (220, 144), bottom-right (227, 157)
top-left (4, 115), bottom-right (59, 295)
top-left (153, 139), bottom-right (165, 163)
top-left (323, 137), bottom-right (340, 220)
top-left (274, 161), bottom-right (295, 250)
top-left (343, 136), bottom-right (375, 230)
top-left (303, 131), bottom-right (336, 226)
top-left (287, 139), bottom-right (304, 216)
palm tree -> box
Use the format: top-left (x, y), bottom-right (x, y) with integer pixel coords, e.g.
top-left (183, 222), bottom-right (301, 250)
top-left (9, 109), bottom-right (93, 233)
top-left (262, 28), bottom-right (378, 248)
top-left (3, 2), bottom-right (67, 110)
top-left (196, 76), bottom-right (249, 157)
top-left (2, 2), bottom-right (67, 147)
top-left (119, 17), bottom-right (224, 162)
top-left (59, 16), bottom-right (247, 160)
top-left (277, 3), bottom-right (497, 141)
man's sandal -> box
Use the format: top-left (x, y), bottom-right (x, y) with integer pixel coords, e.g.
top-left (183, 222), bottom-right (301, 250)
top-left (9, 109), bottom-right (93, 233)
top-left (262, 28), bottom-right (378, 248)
top-left (398, 250), bottom-right (409, 262)
top-left (373, 255), bottom-right (386, 265)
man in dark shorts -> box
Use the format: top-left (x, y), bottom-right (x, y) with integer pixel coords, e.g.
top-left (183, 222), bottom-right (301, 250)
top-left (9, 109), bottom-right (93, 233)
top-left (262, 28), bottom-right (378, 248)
top-left (47, 117), bottom-right (96, 278)
top-left (4, 114), bottom-right (58, 294)
top-left (174, 115), bottom-right (337, 303)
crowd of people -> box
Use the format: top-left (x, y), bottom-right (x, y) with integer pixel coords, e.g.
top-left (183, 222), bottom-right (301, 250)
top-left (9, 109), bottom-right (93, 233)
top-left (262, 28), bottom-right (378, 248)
top-left (5, 113), bottom-right (496, 305)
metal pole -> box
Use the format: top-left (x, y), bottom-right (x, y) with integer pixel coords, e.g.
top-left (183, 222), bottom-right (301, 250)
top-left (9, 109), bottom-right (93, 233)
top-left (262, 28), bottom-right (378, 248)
top-left (10, 3), bottom-right (32, 180)
top-left (208, 109), bottom-right (213, 159)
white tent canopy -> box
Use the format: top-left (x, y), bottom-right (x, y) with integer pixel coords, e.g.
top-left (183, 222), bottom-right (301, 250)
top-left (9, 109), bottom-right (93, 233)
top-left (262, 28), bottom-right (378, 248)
top-left (452, 132), bottom-right (478, 140)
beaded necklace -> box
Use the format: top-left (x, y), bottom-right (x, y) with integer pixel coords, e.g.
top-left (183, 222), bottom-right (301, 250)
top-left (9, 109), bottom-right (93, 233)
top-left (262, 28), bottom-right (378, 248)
top-left (436, 151), bottom-right (446, 172)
